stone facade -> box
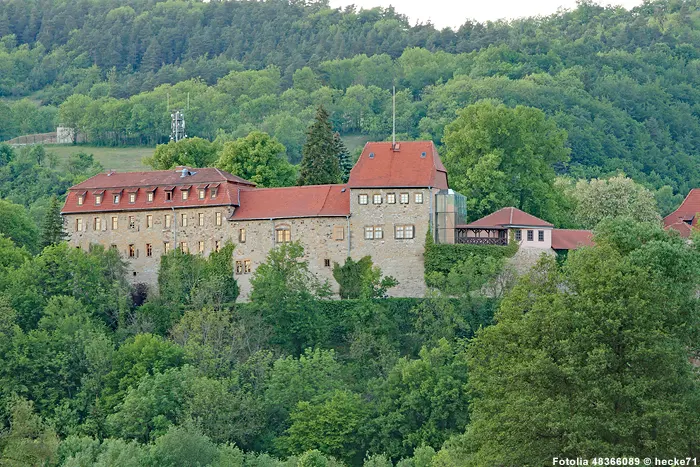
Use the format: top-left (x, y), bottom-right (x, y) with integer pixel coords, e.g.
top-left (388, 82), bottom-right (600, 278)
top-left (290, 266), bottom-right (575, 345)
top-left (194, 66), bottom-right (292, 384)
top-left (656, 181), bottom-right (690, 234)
top-left (65, 205), bottom-right (234, 285)
top-left (348, 188), bottom-right (437, 298)
top-left (62, 141), bottom-right (452, 300)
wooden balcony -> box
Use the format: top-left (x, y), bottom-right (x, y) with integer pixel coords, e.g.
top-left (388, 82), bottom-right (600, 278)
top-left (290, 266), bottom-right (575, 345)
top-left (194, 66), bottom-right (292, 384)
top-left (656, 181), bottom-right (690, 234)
top-left (455, 227), bottom-right (508, 246)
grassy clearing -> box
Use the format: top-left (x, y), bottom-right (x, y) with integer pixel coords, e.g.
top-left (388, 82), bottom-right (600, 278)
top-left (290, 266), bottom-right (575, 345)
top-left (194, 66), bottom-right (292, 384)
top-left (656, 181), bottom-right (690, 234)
top-left (47, 145), bottom-right (153, 172)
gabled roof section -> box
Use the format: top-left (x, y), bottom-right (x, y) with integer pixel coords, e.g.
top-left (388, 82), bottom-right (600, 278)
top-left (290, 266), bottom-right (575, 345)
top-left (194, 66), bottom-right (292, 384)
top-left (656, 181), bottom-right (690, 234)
top-left (70, 166), bottom-right (255, 190)
top-left (348, 141), bottom-right (449, 189)
top-left (62, 167), bottom-right (251, 214)
top-left (663, 188), bottom-right (700, 238)
top-left (231, 185), bottom-right (350, 221)
top-left (551, 229), bottom-right (594, 250)
top-left (461, 207), bottom-right (553, 228)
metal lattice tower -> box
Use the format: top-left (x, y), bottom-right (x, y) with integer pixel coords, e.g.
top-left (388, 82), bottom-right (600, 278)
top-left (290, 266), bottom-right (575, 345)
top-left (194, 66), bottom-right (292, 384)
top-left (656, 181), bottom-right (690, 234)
top-left (170, 109), bottom-right (186, 142)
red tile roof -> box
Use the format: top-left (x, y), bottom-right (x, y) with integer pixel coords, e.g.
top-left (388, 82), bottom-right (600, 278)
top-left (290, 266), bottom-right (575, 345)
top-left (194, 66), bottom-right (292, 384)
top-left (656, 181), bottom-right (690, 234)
top-left (460, 207), bottom-right (553, 228)
top-left (70, 167), bottom-right (255, 190)
top-left (62, 167), bottom-right (252, 214)
top-left (551, 229), bottom-right (594, 250)
top-left (348, 141), bottom-right (449, 189)
top-left (663, 189), bottom-right (700, 238)
top-left (231, 185), bottom-right (350, 220)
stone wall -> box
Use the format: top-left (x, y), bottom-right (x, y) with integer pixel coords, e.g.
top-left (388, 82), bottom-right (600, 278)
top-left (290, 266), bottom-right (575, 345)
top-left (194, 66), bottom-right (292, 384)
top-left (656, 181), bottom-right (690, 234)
top-left (348, 188), bottom-right (437, 298)
top-left (64, 205), bottom-right (234, 288)
top-left (64, 188), bottom-right (438, 299)
top-left (230, 216), bottom-right (351, 299)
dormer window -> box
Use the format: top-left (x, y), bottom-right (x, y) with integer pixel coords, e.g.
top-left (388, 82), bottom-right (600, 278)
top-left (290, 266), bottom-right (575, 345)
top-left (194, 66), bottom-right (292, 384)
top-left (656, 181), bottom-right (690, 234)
top-left (113, 194), bottom-right (120, 204)
top-left (147, 191), bottom-right (154, 202)
top-left (210, 185), bottom-right (219, 199)
top-left (181, 185), bottom-right (191, 200)
top-left (198, 187), bottom-right (207, 199)
top-left (94, 193), bottom-right (103, 205)
top-left (77, 195), bottom-right (84, 206)
top-left (129, 192), bottom-right (136, 203)
top-left (164, 186), bottom-right (174, 201)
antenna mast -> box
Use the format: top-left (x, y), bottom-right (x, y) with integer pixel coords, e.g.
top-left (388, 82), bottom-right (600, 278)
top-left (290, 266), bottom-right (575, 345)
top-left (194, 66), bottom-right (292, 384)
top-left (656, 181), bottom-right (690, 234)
top-left (392, 85), bottom-right (396, 149)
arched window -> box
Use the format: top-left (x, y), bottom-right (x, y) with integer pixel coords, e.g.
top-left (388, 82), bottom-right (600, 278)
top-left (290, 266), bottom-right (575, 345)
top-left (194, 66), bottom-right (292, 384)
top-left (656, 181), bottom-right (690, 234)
top-left (275, 224), bottom-right (291, 243)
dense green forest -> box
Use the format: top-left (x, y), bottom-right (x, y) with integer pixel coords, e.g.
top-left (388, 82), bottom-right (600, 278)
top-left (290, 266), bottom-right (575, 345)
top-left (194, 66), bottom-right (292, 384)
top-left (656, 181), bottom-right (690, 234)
top-left (1, 0), bottom-right (700, 197)
top-left (0, 1), bottom-right (699, 465)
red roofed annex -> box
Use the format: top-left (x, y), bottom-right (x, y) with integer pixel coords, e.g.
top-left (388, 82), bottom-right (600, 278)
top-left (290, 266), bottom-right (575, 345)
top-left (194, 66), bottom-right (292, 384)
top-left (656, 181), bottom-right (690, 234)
top-left (61, 140), bottom-right (592, 299)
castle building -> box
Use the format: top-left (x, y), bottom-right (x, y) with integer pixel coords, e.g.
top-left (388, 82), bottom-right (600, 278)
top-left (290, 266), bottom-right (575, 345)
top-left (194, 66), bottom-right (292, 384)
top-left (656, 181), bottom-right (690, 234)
top-left (663, 188), bottom-right (700, 237)
top-left (62, 141), bottom-right (448, 298)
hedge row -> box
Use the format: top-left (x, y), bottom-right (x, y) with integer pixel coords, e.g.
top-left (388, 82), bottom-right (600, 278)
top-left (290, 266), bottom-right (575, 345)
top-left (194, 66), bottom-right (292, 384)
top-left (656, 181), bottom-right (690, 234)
top-left (423, 233), bottom-right (519, 277)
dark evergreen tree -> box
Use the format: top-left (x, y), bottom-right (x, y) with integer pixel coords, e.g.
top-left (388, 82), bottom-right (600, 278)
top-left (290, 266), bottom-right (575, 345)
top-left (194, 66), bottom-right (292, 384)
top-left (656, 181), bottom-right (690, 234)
top-left (39, 196), bottom-right (66, 249)
top-left (298, 106), bottom-right (342, 186)
top-left (333, 132), bottom-right (353, 183)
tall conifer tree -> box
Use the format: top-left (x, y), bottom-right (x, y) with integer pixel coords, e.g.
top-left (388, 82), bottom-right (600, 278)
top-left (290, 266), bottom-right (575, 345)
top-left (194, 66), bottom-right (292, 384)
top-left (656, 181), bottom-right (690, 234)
top-left (40, 196), bottom-right (66, 249)
top-left (298, 106), bottom-right (341, 186)
top-left (333, 132), bottom-right (352, 183)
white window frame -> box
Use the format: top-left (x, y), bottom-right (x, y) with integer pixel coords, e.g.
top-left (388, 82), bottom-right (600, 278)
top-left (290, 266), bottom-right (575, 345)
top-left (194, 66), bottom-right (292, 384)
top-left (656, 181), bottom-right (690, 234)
top-left (111, 216), bottom-right (118, 230)
top-left (538, 230), bottom-right (545, 242)
top-left (147, 192), bottom-right (154, 202)
top-left (198, 189), bottom-right (205, 200)
top-left (414, 192), bottom-right (423, 204)
top-left (358, 194), bottom-right (368, 205)
top-left (276, 226), bottom-right (291, 243)
top-left (399, 193), bottom-right (409, 204)
top-left (95, 194), bottom-right (102, 206)
top-left (164, 214), bottom-right (171, 229)
top-left (373, 194), bottom-right (382, 204)
top-left (198, 213), bottom-right (204, 226)
top-left (387, 193), bottom-right (396, 204)
top-left (129, 192), bottom-right (136, 203)
top-left (181, 189), bottom-right (189, 200)
top-left (181, 213), bottom-right (187, 227)
top-left (240, 228), bottom-right (246, 243)
top-left (146, 215), bottom-right (152, 228)
top-left (215, 212), bottom-right (222, 226)
top-left (77, 195), bottom-right (84, 206)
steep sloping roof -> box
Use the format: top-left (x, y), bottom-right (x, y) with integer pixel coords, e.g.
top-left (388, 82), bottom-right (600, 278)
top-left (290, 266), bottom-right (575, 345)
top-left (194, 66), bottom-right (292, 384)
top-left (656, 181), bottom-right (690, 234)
top-left (348, 141), bottom-right (449, 189)
top-left (70, 167), bottom-right (255, 190)
top-left (461, 207), bottom-right (553, 228)
top-left (62, 182), bottom-right (241, 214)
top-left (231, 185), bottom-right (350, 220)
top-left (663, 189), bottom-right (700, 238)
top-left (551, 229), bottom-right (594, 250)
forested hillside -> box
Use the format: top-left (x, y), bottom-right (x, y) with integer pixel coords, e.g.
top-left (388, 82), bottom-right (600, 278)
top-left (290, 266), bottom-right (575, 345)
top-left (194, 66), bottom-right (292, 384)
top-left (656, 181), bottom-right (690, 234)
top-left (1, 0), bottom-right (700, 196)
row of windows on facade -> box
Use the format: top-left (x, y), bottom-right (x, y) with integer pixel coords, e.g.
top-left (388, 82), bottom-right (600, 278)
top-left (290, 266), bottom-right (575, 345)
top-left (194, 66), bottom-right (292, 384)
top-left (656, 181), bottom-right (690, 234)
top-left (106, 239), bottom-right (226, 259)
top-left (363, 224), bottom-right (415, 240)
top-left (358, 192), bottom-right (423, 205)
top-left (75, 212), bottom-right (223, 231)
top-left (77, 186), bottom-right (220, 206)
top-left (514, 229), bottom-right (546, 242)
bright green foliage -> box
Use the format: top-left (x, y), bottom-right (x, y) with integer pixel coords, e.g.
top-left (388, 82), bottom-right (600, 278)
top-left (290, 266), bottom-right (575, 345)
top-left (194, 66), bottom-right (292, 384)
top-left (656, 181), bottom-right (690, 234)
top-left (157, 242), bottom-right (238, 310)
top-left (567, 174), bottom-right (661, 228)
top-left (369, 339), bottom-right (470, 460)
top-left (0, 296), bottom-right (110, 422)
top-left (298, 106), bottom-right (342, 186)
top-left (58, 94), bottom-right (93, 143)
top-left (0, 397), bottom-right (59, 466)
top-left (171, 307), bottom-right (267, 376)
top-left (144, 137), bottom-right (219, 170)
top-left (99, 334), bottom-right (185, 415)
top-left (423, 232), bottom-right (517, 290)
top-left (264, 348), bottom-right (346, 439)
top-left (148, 423), bottom-right (221, 467)
top-left (283, 389), bottom-right (369, 464)
top-left (216, 131), bottom-right (296, 187)
top-left (2, 243), bottom-right (129, 330)
top-left (0, 235), bottom-right (30, 289)
top-left (395, 445), bottom-right (437, 467)
top-left (409, 292), bottom-right (470, 346)
top-left (332, 256), bottom-right (398, 299)
top-left (0, 198), bottom-right (39, 253)
top-left (458, 221), bottom-right (700, 464)
top-left (443, 100), bottom-right (570, 222)
top-left (106, 366), bottom-right (195, 442)
top-left (293, 67), bottom-right (321, 93)
top-left (39, 195), bottom-right (67, 249)
top-left (250, 242), bottom-right (331, 353)
top-left (333, 133), bottom-right (352, 183)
